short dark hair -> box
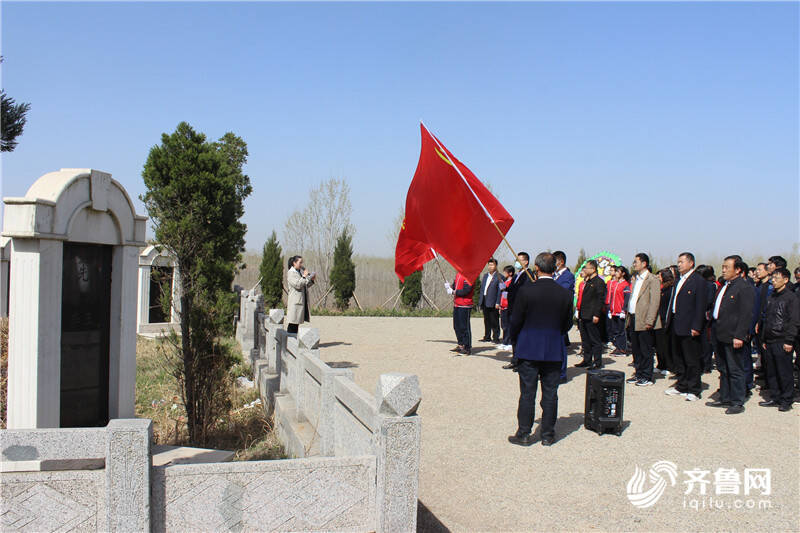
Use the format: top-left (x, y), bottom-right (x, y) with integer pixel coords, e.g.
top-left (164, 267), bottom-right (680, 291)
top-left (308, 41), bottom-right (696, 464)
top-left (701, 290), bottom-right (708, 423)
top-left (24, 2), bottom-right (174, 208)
top-left (679, 252), bottom-right (695, 265)
top-left (757, 262), bottom-right (767, 268)
top-left (635, 253), bottom-right (650, 269)
top-left (773, 267), bottom-right (791, 280)
top-left (723, 256), bottom-right (746, 275)
top-left (534, 252), bottom-right (556, 274)
top-left (609, 265), bottom-right (618, 271)
top-left (768, 255), bottom-right (787, 269)
top-left (553, 251), bottom-right (566, 264)
top-left (503, 265), bottom-right (515, 275)
top-left (794, 266), bottom-right (800, 275)
top-left (586, 259), bottom-right (598, 270)
top-left (748, 267), bottom-right (756, 274)
top-left (517, 251), bottom-right (530, 262)
top-left (487, 258), bottom-right (498, 265)
top-left (288, 255), bottom-right (302, 269)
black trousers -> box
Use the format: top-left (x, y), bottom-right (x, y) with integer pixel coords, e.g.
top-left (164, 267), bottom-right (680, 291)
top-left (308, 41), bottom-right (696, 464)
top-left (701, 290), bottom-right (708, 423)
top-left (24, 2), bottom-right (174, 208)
top-left (482, 306), bottom-right (500, 341)
top-left (673, 333), bottom-right (703, 396)
top-left (580, 319), bottom-right (604, 367)
top-left (700, 324), bottom-right (714, 372)
top-left (500, 309), bottom-right (510, 344)
top-left (453, 306), bottom-right (472, 350)
top-left (715, 341), bottom-right (747, 406)
top-left (630, 327), bottom-right (655, 381)
top-left (609, 316), bottom-right (627, 351)
top-left (654, 328), bottom-right (671, 371)
top-left (516, 359), bottom-right (560, 440)
top-left (764, 342), bottom-right (795, 406)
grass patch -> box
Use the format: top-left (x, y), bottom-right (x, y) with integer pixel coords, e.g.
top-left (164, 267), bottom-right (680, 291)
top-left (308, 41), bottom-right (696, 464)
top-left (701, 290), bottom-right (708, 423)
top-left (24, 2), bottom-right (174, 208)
top-left (135, 335), bottom-right (285, 460)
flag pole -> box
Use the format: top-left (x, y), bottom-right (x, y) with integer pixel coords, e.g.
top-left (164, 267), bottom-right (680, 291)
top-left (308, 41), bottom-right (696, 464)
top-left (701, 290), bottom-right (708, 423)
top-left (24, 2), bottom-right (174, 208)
top-left (422, 121), bottom-right (535, 283)
top-left (430, 248), bottom-right (449, 284)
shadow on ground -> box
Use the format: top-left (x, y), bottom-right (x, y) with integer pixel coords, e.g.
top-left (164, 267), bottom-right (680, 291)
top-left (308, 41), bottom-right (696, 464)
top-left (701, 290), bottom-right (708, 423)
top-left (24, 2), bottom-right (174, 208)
top-left (326, 361), bottom-right (359, 369)
top-left (319, 341), bottom-right (352, 348)
top-left (417, 500), bottom-right (451, 532)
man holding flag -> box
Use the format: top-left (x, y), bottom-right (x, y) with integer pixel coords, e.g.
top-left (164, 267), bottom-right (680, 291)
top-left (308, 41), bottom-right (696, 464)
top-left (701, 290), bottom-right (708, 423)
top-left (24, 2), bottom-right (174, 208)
top-left (446, 272), bottom-right (475, 355)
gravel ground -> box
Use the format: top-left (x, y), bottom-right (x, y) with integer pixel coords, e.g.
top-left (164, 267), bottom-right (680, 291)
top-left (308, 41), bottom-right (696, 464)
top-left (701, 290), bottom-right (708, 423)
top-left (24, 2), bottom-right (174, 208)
top-left (308, 316), bottom-right (799, 533)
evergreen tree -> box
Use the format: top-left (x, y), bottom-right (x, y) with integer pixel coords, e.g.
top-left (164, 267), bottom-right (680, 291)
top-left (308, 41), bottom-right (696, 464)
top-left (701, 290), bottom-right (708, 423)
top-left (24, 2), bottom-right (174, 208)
top-left (259, 231), bottom-right (284, 309)
top-left (141, 121), bottom-right (252, 445)
top-left (1, 58), bottom-right (31, 152)
top-left (330, 229), bottom-right (356, 310)
top-left (574, 248), bottom-right (587, 273)
top-left (472, 276), bottom-right (481, 308)
top-left (399, 270), bottom-right (423, 308)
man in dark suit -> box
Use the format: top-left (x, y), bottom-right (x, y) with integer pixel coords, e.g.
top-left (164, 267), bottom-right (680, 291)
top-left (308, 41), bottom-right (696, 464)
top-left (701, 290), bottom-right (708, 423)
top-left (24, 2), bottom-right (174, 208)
top-left (503, 251), bottom-right (534, 370)
top-left (708, 256), bottom-right (755, 414)
top-left (553, 250), bottom-right (575, 383)
top-left (478, 258), bottom-right (503, 343)
top-left (575, 260), bottom-right (606, 369)
top-left (664, 252), bottom-right (708, 402)
top-left (507, 252), bottom-right (573, 447)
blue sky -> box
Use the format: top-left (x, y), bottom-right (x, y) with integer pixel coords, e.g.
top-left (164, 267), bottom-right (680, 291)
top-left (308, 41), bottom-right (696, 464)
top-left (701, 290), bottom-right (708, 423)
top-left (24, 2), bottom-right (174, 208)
top-left (1, 1), bottom-right (798, 264)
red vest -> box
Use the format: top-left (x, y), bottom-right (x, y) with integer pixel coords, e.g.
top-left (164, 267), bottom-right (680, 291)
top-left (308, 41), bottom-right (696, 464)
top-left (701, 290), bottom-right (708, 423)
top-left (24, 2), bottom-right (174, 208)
top-left (453, 273), bottom-right (474, 308)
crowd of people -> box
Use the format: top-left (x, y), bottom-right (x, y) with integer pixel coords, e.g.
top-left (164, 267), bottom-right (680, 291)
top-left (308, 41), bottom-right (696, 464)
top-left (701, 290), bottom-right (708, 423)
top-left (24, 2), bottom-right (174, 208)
top-left (444, 251), bottom-right (800, 446)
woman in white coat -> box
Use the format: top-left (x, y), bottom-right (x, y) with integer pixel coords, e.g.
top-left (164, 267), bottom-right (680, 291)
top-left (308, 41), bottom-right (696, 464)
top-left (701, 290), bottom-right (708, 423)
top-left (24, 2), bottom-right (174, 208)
top-left (286, 255), bottom-right (316, 333)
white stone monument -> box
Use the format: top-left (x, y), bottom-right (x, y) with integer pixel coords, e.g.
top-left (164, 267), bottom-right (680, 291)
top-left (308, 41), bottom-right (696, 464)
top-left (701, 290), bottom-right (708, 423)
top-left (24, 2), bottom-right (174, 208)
top-left (137, 245), bottom-right (181, 336)
top-left (0, 236), bottom-right (9, 318)
top-left (2, 168), bottom-right (146, 428)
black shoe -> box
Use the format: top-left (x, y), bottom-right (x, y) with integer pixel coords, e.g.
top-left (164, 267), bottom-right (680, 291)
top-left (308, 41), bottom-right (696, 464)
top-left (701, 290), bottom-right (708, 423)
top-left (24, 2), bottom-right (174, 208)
top-left (591, 363), bottom-right (603, 370)
top-left (508, 433), bottom-right (535, 446)
top-left (574, 361), bottom-right (591, 368)
top-left (541, 438), bottom-right (554, 446)
top-left (491, 338), bottom-right (501, 344)
top-left (626, 376), bottom-right (639, 383)
top-left (725, 405), bottom-right (745, 415)
top-left (779, 404), bottom-right (793, 412)
top-left (759, 400), bottom-right (778, 407)
top-left (450, 345), bottom-right (464, 352)
top-left (480, 337), bottom-right (491, 342)
top-left (458, 347), bottom-right (471, 356)
top-left (706, 401), bottom-right (731, 408)
top-left (503, 359), bottom-right (519, 370)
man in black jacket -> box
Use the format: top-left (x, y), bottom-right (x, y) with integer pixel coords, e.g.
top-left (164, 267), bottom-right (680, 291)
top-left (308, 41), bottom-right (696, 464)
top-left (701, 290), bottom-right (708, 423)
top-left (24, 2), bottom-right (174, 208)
top-left (759, 268), bottom-right (799, 411)
top-left (504, 252), bottom-right (534, 370)
top-left (478, 258), bottom-right (503, 343)
top-left (708, 256), bottom-right (755, 414)
top-left (575, 260), bottom-right (606, 369)
top-left (664, 252), bottom-right (708, 401)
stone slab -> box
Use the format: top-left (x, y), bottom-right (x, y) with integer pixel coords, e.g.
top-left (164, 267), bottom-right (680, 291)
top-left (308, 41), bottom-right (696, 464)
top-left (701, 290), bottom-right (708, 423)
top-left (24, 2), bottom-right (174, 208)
top-left (151, 445), bottom-right (235, 467)
top-left (1, 427), bottom-right (107, 461)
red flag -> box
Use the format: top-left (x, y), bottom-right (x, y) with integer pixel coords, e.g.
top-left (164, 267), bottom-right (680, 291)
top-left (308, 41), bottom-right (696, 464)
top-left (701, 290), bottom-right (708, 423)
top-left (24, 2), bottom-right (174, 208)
top-left (395, 123), bottom-right (514, 282)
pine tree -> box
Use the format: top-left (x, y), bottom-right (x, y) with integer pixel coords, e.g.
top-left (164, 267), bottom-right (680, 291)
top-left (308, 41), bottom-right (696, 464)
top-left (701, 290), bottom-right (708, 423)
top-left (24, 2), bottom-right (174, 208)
top-left (574, 248), bottom-right (587, 273)
top-left (330, 229), bottom-right (356, 310)
top-left (141, 121), bottom-right (252, 445)
top-left (259, 231), bottom-right (283, 309)
top-left (399, 270), bottom-right (423, 308)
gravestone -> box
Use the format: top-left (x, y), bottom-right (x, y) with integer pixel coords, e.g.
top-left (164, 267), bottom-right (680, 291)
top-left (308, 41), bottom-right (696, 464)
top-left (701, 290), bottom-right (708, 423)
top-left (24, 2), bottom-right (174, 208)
top-left (2, 168), bottom-right (146, 428)
top-left (137, 245), bottom-right (181, 335)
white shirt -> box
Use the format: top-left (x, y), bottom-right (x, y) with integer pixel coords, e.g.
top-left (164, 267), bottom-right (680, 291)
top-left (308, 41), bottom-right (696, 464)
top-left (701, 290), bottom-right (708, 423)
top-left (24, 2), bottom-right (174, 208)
top-left (554, 267), bottom-right (566, 280)
top-left (672, 268), bottom-right (696, 313)
top-left (628, 270), bottom-right (649, 314)
top-left (713, 282), bottom-right (729, 320)
top-left (483, 273), bottom-right (495, 296)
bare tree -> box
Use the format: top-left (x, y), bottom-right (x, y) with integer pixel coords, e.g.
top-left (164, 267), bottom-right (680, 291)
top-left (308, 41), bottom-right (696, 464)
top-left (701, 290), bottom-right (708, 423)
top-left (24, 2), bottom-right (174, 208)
top-left (283, 178), bottom-right (354, 306)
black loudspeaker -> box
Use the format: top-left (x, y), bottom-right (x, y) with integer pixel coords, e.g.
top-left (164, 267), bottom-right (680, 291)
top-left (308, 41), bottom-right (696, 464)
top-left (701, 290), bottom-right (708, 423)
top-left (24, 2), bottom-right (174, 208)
top-left (584, 369), bottom-right (625, 436)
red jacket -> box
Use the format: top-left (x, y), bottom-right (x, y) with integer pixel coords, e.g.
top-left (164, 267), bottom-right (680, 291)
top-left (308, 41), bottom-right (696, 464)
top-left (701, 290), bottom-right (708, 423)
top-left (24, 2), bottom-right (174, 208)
top-left (606, 279), bottom-right (618, 306)
top-left (608, 279), bottom-right (630, 316)
top-left (453, 273), bottom-right (474, 308)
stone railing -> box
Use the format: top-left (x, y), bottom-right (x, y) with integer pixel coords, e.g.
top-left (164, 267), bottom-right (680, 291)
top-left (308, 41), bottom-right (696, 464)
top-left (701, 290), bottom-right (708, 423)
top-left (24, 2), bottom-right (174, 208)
top-left (249, 309), bottom-right (422, 533)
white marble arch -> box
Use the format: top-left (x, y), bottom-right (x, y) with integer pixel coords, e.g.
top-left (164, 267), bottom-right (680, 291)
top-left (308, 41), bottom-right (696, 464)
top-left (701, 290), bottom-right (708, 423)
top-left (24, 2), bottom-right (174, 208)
top-left (137, 245), bottom-right (181, 336)
top-left (2, 168), bottom-right (147, 429)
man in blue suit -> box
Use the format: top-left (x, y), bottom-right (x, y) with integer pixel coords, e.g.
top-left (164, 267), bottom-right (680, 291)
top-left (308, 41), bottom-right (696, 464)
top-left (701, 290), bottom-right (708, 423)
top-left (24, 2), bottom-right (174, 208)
top-left (553, 251), bottom-right (575, 383)
top-left (507, 252), bottom-right (574, 447)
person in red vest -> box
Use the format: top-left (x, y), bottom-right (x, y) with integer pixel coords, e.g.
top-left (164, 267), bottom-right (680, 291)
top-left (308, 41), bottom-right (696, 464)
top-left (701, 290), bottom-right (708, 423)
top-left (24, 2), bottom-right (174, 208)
top-left (446, 272), bottom-right (475, 355)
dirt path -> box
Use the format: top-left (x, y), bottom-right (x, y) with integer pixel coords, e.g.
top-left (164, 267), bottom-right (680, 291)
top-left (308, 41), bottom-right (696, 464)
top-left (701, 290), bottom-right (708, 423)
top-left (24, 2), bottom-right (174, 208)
top-left (308, 316), bottom-right (799, 532)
